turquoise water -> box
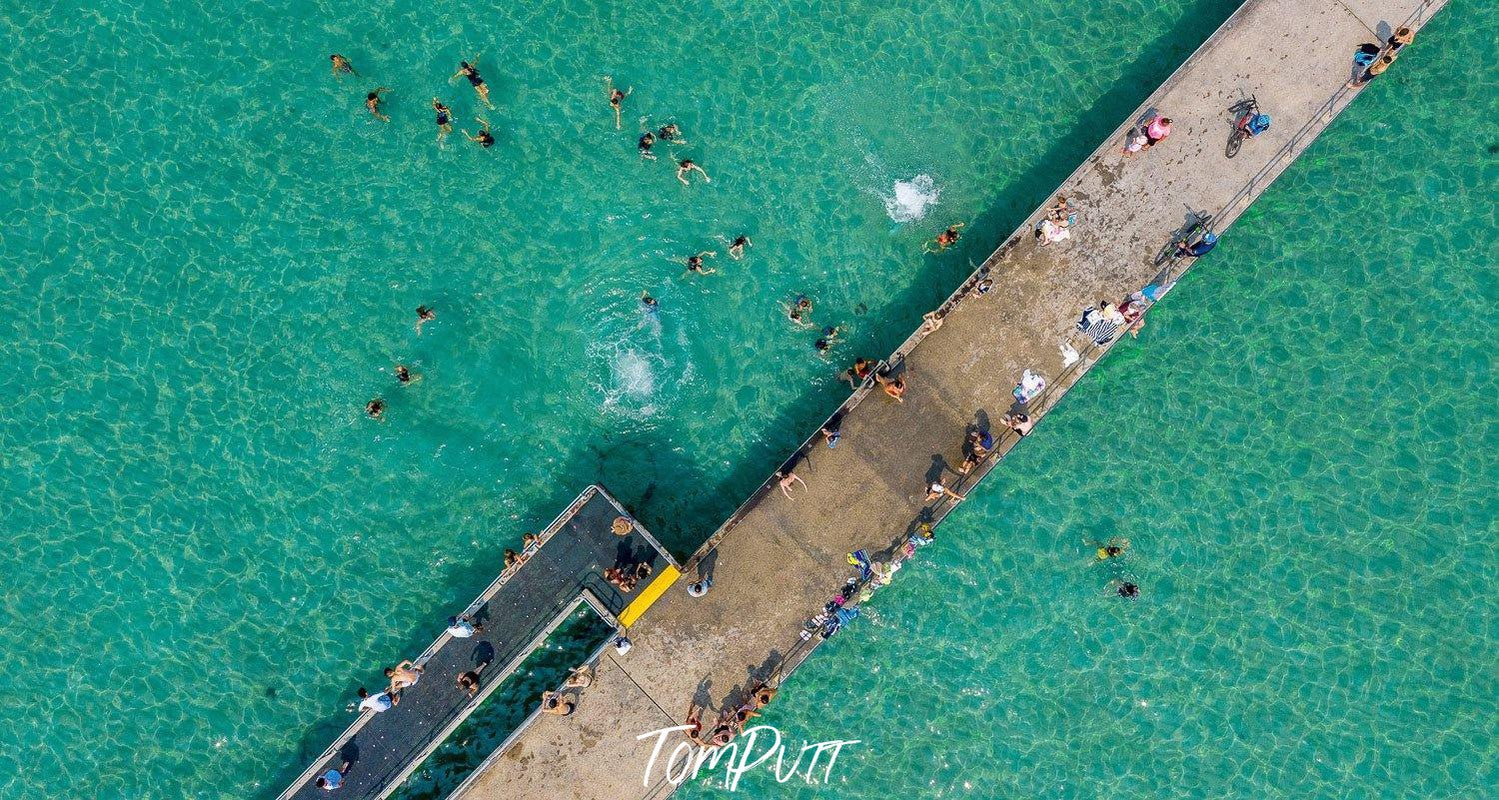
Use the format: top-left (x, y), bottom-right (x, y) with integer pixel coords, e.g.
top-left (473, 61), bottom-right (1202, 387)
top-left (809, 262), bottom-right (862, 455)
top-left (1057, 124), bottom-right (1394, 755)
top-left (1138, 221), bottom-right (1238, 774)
top-left (678, 7), bottom-right (1498, 798)
top-left (0, 1), bottom-right (1489, 799)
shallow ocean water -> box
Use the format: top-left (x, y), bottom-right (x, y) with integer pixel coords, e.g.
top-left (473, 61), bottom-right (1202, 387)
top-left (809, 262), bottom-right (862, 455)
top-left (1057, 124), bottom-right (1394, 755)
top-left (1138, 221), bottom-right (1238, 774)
top-left (678, 6), bottom-right (1497, 798)
top-left (0, 0), bottom-right (1490, 799)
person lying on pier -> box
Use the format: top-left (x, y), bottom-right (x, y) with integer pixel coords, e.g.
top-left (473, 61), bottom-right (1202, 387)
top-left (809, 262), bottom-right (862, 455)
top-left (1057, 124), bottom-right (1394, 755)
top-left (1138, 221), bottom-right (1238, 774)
top-left (354, 687), bottom-right (398, 713)
top-left (876, 371), bottom-right (906, 402)
top-left (564, 664), bottom-right (594, 689)
top-left (924, 480), bottom-right (965, 504)
top-left (540, 690), bottom-right (577, 716)
top-left (385, 660), bottom-right (423, 692)
top-left (603, 566), bottom-right (633, 592)
top-left (777, 470), bottom-right (807, 499)
top-left (456, 662), bottom-right (489, 699)
top-left (924, 222), bottom-right (965, 253)
top-left (446, 615), bottom-right (484, 639)
top-left (1122, 129), bottom-right (1149, 157)
top-left (921, 310), bottom-right (944, 334)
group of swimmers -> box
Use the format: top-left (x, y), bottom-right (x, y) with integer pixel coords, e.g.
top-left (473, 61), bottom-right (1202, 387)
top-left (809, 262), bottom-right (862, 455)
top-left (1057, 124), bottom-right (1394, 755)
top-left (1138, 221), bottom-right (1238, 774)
top-left (1090, 538), bottom-right (1140, 598)
top-left (683, 680), bottom-right (779, 747)
top-left (365, 306), bottom-right (438, 420)
top-left (332, 53), bottom-right (499, 147)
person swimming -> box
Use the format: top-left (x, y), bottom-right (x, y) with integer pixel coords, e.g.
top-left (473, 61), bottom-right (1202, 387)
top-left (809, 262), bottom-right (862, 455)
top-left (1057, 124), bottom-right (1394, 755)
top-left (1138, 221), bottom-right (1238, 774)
top-left (684, 251), bottom-right (717, 275)
top-left (637, 131), bottom-right (656, 159)
top-left (365, 88), bottom-right (390, 122)
top-left (676, 159), bottom-right (709, 186)
top-left (925, 223), bottom-right (965, 253)
top-left (785, 302), bottom-right (811, 327)
top-left (365, 398), bottom-right (385, 419)
top-left (1095, 538), bottom-right (1129, 560)
top-left (415, 305), bottom-right (436, 334)
top-left (604, 77), bottom-right (630, 129)
top-left (465, 118), bottom-right (495, 148)
top-left (657, 123), bottom-right (685, 144)
top-left (728, 235), bottom-right (751, 259)
top-left (330, 54), bottom-right (357, 77)
top-left (1116, 581), bottom-right (1140, 598)
top-left (395, 364), bottom-right (412, 384)
top-left (432, 98), bottom-right (453, 141)
top-left (452, 57), bottom-right (492, 107)
top-left (640, 291), bottom-right (659, 313)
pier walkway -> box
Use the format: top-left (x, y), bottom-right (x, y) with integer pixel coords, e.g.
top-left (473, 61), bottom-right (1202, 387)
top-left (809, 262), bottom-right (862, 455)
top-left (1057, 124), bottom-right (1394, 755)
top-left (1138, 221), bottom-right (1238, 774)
top-left (277, 486), bottom-right (679, 800)
top-left (426, 1), bottom-right (1441, 798)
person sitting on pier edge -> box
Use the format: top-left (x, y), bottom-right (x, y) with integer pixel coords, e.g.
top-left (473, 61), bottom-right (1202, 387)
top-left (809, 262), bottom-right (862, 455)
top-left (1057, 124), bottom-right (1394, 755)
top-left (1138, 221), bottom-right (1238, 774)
top-left (540, 690), bottom-right (576, 716)
top-left (355, 687), bottom-right (398, 713)
top-left (503, 548), bottom-right (521, 568)
top-left (1003, 412), bottom-right (1035, 437)
top-left (1175, 231), bottom-right (1218, 258)
top-left (315, 760), bottom-right (350, 791)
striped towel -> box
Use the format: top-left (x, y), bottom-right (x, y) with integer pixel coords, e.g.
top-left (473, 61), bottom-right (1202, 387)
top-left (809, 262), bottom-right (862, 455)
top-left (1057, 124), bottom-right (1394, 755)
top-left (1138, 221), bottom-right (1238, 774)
top-left (1082, 319), bottom-right (1119, 345)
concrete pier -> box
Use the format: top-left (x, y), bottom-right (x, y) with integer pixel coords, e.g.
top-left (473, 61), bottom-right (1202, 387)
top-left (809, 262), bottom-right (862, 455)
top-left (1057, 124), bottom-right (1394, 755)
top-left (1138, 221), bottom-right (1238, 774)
top-left (439, 0), bottom-right (1449, 797)
top-left (277, 486), bottom-right (678, 800)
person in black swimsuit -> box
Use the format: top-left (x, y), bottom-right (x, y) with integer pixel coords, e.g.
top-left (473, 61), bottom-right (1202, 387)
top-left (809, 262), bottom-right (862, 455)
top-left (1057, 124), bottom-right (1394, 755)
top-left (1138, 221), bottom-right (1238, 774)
top-left (604, 76), bottom-right (630, 129)
top-left (432, 98), bottom-right (453, 143)
top-left (637, 131), bottom-right (656, 160)
top-left (657, 122), bottom-right (686, 144)
top-left (465, 118), bottom-right (495, 148)
top-left (451, 56), bottom-right (493, 108)
top-left (329, 54), bottom-right (357, 78)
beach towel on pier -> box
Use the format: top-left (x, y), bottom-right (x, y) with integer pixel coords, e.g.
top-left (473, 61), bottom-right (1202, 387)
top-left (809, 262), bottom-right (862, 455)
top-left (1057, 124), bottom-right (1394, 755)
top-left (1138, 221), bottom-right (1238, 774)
top-left (1082, 318), bottom-right (1119, 346)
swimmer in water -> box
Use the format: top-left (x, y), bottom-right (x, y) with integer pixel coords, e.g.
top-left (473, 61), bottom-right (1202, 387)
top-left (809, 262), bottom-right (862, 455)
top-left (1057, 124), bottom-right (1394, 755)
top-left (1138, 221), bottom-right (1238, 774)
top-left (451, 56), bottom-right (492, 108)
top-left (640, 291), bottom-right (659, 313)
top-left (676, 159), bottom-right (709, 186)
top-left (365, 88), bottom-right (390, 122)
top-left (1113, 580), bottom-right (1140, 598)
top-left (330, 54), bottom-right (358, 78)
top-left (1094, 538), bottom-right (1130, 561)
top-left (365, 398), bottom-right (385, 419)
top-left (637, 131), bottom-right (656, 160)
top-left (924, 222), bottom-right (965, 253)
top-left (727, 235), bottom-right (751, 259)
top-left (415, 305), bottom-right (436, 335)
top-left (465, 118), bottom-right (495, 148)
top-left (432, 98), bottom-right (453, 142)
top-left (683, 251), bottom-right (717, 276)
top-left (394, 364), bottom-right (418, 385)
top-left (783, 300), bottom-right (813, 328)
top-left (657, 123), bottom-right (686, 144)
top-left (604, 76), bottom-right (630, 129)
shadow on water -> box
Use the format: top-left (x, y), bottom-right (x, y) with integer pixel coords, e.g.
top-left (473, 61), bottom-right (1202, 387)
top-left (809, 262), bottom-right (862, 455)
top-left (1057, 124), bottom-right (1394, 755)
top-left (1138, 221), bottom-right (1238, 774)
top-left (261, 2), bottom-right (1243, 796)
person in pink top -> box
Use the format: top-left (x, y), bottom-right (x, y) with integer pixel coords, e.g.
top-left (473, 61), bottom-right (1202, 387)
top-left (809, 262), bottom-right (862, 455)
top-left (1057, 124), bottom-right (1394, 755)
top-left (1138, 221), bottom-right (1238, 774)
top-left (1145, 115), bottom-right (1173, 146)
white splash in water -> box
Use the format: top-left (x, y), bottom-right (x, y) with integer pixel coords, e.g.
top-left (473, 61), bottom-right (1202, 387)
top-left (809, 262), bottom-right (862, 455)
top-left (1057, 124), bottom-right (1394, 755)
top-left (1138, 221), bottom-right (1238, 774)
top-left (882, 174), bottom-right (940, 222)
top-left (610, 348), bottom-right (655, 399)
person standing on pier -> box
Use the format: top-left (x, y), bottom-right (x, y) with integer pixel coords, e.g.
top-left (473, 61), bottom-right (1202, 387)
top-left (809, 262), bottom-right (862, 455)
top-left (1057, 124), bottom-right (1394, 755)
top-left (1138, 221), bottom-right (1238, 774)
top-left (315, 760), bottom-right (350, 791)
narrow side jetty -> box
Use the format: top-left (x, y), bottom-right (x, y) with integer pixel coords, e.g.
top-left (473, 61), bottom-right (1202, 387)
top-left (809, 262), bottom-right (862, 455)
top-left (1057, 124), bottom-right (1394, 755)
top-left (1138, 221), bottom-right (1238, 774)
top-left (311, 1), bottom-right (1441, 798)
top-left (278, 486), bottom-right (679, 800)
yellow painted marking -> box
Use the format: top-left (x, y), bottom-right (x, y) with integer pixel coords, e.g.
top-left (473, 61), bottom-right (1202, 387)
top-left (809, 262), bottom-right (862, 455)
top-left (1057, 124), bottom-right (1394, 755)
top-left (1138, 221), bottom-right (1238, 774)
top-left (617, 565), bottom-right (681, 628)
